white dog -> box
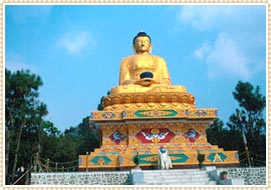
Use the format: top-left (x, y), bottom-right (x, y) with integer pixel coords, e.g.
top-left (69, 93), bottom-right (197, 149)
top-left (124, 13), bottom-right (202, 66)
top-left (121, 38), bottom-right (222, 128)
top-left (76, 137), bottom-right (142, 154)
top-left (158, 146), bottom-right (173, 170)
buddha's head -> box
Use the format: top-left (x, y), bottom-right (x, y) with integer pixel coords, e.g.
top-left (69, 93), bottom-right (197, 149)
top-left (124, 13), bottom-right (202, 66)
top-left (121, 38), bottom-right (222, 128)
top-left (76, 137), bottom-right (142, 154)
top-left (133, 32), bottom-right (152, 54)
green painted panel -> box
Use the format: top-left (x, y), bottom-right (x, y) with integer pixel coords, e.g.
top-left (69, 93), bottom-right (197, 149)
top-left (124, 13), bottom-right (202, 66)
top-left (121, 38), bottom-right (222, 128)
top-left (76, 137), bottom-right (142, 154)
top-left (169, 154), bottom-right (189, 163)
top-left (207, 153), bottom-right (227, 162)
top-left (90, 156), bottom-right (112, 165)
top-left (97, 152), bottom-right (120, 156)
top-left (134, 110), bottom-right (178, 118)
top-left (218, 153), bottom-right (227, 161)
top-left (138, 154), bottom-right (157, 164)
top-left (138, 153), bottom-right (189, 164)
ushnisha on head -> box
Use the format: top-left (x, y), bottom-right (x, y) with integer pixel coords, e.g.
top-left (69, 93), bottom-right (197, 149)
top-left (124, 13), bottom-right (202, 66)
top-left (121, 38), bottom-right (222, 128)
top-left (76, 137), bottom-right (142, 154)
top-left (132, 31), bottom-right (152, 54)
top-left (133, 32), bottom-right (151, 44)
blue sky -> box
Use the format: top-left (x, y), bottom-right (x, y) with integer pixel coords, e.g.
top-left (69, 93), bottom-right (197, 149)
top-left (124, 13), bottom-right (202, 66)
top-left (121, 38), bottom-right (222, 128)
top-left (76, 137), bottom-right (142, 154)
top-left (5, 4), bottom-right (267, 132)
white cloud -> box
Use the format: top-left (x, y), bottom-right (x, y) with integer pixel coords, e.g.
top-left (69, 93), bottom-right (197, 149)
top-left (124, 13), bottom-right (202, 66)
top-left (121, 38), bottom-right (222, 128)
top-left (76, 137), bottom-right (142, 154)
top-left (57, 31), bottom-right (96, 56)
top-left (194, 33), bottom-right (251, 80)
top-left (177, 6), bottom-right (232, 30)
top-left (180, 5), bottom-right (266, 80)
top-left (193, 42), bottom-right (211, 59)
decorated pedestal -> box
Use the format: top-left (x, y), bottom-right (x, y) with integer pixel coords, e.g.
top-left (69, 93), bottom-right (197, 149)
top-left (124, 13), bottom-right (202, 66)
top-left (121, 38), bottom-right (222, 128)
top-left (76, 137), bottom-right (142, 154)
top-left (79, 32), bottom-right (240, 171)
top-left (78, 108), bottom-right (239, 170)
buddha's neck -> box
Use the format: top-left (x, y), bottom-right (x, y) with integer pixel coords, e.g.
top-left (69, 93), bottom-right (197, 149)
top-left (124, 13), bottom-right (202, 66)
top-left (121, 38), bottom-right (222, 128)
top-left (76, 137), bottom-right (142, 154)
top-left (136, 52), bottom-right (150, 55)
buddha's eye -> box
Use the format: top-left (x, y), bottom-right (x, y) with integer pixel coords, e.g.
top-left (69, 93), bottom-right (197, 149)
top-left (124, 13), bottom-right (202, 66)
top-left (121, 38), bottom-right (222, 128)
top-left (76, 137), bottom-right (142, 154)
top-left (136, 40), bottom-right (150, 45)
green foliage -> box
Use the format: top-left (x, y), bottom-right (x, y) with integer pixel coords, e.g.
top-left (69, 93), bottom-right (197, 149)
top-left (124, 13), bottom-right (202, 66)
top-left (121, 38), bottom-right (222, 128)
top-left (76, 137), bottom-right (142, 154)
top-left (40, 117), bottom-right (100, 166)
top-left (5, 69), bottom-right (48, 184)
top-left (5, 68), bottom-right (100, 184)
top-left (64, 117), bottom-right (100, 155)
top-left (233, 81), bottom-right (265, 115)
top-left (207, 119), bottom-right (245, 152)
top-left (229, 81), bottom-right (266, 166)
top-left (207, 81), bottom-right (266, 167)
top-left (41, 120), bottom-right (60, 137)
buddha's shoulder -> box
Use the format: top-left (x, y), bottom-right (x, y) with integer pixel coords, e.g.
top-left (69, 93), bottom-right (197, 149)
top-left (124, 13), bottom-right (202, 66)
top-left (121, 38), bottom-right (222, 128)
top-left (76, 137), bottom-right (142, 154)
top-left (151, 55), bottom-right (166, 63)
top-left (121, 55), bottom-right (165, 63)
top-left (121, 56), bottom-right (133, 63)
top-left (152, 55), bottom-right (165, 60)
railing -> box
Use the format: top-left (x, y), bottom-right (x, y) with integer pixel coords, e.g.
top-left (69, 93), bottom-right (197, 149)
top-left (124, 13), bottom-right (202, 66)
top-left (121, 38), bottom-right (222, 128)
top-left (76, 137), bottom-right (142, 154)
top-left (12, 150), bottom-right (266, 185)
top-left (12, 167), bottom-right (33, 185)
top-left (33, 153), bottom-right (79, 173)
top-left (239, 150), bottom-right (266, 167)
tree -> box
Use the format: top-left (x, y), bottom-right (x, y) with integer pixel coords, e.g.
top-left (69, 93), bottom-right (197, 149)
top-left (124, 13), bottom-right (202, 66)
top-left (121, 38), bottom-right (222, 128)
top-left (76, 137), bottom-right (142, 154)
top-left (5, 69), bottom-right (101, 183)
top-left (5, 69), bottom-right (48, 184)
top-left (232, 81), bottom-right (266, 135)
top-left (207, 81), bottom-right (266, 167)
top-left (227, 81), bottom-right (266, 166)
top-left (207, 119), bottom-right (244, 152)
top-left (64, 116), bottom-right (100, 155)
top-left (38, 120), bottom-right (61, 159)
top-left (35, 117), bottom-right (100, 172)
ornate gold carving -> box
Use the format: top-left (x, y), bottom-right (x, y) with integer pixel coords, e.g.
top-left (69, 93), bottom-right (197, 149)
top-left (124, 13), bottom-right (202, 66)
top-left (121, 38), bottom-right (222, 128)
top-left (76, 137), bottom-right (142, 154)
top-left (98, 157), bottom-right (105, 165)
top-left (103, 102), bottom-right (195, 111)
top-left (141, 156), bottom-right (158, 162)
top-left (102, 92), bottom-right (195, 109)
top-left (152, 138), bottom-right (160, 143)
top-left (151, 128), bottom-right (160, 134)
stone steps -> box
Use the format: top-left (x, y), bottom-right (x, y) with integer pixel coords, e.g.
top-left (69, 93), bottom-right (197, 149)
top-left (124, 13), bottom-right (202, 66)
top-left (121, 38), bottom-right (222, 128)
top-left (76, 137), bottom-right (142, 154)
top-left (139, 169), bottom-right (216, 185)
top-left (146, 181), bottom-right (217, 185)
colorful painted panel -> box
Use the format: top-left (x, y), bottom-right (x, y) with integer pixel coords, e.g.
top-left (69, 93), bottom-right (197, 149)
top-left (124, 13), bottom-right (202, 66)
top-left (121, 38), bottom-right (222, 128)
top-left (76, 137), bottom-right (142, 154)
top-left (101, 112), bottom-right (116, 119)
top-left (194, 110), bottom-right (207, 117)
top-left (90, 156), bottom-right (112, 166)
top-left (138, 154), bottom-right (158, 164)
top-left (183, 128), bottom-right (200, 142)
top-left (109, 130), bottom-right (125, 144)
top-left (134, 110), bottom-right (177, 118)
top-left (207, 152), bottom-right (228, 162)
top-left (136, 128), bottom-right (175, 143)
top-left (169, 154), bottom-right (189, 163)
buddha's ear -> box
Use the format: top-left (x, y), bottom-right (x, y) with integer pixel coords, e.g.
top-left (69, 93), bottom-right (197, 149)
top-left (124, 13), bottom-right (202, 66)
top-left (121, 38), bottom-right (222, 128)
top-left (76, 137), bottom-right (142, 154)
top-left (132, 44), bottom-right (137, 54)
top-left (149, 44), bottom-right (153, 54)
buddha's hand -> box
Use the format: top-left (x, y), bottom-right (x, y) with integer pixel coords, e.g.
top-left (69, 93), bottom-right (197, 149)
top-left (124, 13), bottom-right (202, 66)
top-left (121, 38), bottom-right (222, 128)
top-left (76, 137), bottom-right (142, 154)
top-left (123, 80), bottom-right (137, 85)
top-left (135, 78), bottom-right (159, 87)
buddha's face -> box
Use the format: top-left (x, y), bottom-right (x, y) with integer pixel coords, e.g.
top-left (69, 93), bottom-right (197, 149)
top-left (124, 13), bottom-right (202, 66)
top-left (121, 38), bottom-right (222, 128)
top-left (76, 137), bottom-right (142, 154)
top-left (134, 36), bottom-right (151, 53)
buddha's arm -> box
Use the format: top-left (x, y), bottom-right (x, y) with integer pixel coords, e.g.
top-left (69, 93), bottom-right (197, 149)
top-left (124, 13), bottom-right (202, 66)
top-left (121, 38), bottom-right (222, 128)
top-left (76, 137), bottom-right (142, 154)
top-left (159, 58), bottom-right (171, 85)
top-left (119, 57), bottom-right (135, 85)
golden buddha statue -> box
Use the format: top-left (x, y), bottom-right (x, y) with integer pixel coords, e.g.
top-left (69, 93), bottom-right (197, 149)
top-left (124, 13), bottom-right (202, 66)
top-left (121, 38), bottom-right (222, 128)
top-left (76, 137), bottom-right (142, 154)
top-left (103, 32), bottom-right (195, 111)
top-left (111, 32), bottom-right (186, 94)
